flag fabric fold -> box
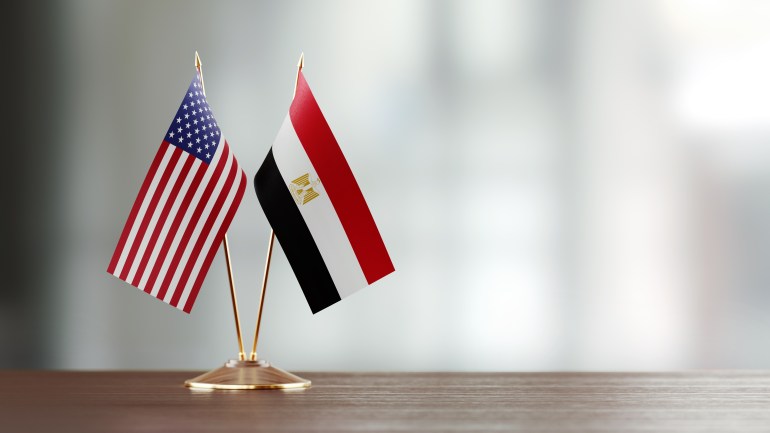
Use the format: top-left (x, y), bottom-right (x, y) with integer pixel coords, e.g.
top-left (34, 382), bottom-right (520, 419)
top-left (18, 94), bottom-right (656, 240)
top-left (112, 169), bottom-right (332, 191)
top-left (107, 71), bottom-right (246, 313)
top-left (255, 71), bottom-right (394, 313)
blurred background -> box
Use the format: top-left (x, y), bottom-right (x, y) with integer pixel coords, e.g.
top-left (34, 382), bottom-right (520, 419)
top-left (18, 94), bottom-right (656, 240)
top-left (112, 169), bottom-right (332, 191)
top-left (3, 0), bottom-right (770, 371)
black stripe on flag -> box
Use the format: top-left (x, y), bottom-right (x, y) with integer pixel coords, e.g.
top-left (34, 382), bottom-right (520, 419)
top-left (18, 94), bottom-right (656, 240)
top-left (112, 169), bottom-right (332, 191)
top-left (255, 149), bottom-right (342, 313)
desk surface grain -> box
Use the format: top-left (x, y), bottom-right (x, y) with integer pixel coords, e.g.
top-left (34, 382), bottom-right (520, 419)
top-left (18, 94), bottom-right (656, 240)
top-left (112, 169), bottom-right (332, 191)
top-left (1, 371), bottom-right (769, 432)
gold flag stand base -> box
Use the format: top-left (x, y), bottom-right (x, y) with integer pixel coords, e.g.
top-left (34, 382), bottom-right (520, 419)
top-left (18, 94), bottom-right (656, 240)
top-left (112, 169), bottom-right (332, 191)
top-left (185, 359), bottom-right (311, 390)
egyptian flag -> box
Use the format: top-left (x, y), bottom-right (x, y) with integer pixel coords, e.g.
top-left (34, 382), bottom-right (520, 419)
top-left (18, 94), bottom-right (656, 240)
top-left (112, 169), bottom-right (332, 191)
top-left (254, 71), bottom-right (394, 313)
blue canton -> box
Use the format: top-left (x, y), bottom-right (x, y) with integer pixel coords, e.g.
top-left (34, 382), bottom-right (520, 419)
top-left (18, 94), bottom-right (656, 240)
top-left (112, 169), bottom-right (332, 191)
top-left (165, 73), bottom-right (222, 163)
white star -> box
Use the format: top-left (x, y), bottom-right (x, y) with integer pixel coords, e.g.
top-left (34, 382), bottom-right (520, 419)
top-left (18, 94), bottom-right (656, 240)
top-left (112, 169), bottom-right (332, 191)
top-left (185, 123), bottom-right (190, 128)
top-left (187, 142), bottom-right (192, 148)
top-left (169, 132), bottom-right (175, 138)
top-left (200, 117), bottom-right (204, 122)
top-left (204, 144), bottom-right (209, 149)
top-left (206, 153), bottom-right (211, 159)
top-left (193, 119), bottom-right (198, 125)
top-left (211, 141), bottom-right (216, 147)
top-left (177, 127), bottom-right (182, 133)
top-left (196, 138), bottom-right (201, 143)
top-left (197, 147), bottom-right (202, 153)
top-left (202, 125), bottom-right (207, 131)
top-left (176, 117), bottom-right (181, 123)
top-left (183, 104), bottom-right (188, 110)
top-left (186, 132), bottom-right (192, 138)
top-left (178, 137), bottom-right (183, 143)
top-left (203, 134), bottom-right (208, 140)
top-left (190, 100), bottom-right (196, 106)
top-left (191, 109), bottom-right (197, 115)
top-left (184, 113), bottom-right (190, 119)
top-left (194, 128), bottom-right (199, 134)
top-left (189, 92), bottom-right (193, 97)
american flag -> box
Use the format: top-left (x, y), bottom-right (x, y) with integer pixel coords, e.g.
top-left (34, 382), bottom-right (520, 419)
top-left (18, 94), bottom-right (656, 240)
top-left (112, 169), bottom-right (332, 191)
top-left (107, 71), bottom-right (246, 313)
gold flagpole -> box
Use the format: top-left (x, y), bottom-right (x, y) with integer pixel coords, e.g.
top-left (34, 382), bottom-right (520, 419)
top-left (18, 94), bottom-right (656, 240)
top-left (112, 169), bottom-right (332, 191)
top-left (249, 230), bottom-right (274, 361)
top-left (196, 51), bottom-right (246, 361)
top-left (249, 52), bottom-right (304, 361)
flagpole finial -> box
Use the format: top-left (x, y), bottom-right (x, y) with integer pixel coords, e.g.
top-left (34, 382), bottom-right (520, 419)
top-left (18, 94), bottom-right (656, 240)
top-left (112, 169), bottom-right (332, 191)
top-left (293, 53), bottom-right (304, 99)
top-left (195, 51), bottom-right (206, 96)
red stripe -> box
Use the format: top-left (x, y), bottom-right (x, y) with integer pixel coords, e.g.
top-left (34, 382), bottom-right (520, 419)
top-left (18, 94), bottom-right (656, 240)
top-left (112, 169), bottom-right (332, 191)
top-left (289, 72), bottom-right (394, 284)
top-left (107, 143), bottom-right (168, 274)
top-left (118, 146), bottom-right (183, 281)
top-left (162, 144), bottom-right (231, 306)
top-left (144, 161), bottom-right (206, 297)
top-left (183, 169), bottom-right (246, 313)
top-left (131, 153), bottom-right (196, 288)
top-left (171, 145), bottom-right (238, 309)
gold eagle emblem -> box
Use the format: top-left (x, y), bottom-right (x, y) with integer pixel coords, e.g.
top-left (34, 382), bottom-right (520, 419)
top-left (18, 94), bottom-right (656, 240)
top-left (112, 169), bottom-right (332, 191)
top-left (289, 173), bottom-right (321, 205)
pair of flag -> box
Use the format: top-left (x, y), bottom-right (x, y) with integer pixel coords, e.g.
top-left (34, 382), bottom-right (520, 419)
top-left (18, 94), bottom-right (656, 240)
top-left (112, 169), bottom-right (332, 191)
top-left (107, 61), bottom-right (394, 314)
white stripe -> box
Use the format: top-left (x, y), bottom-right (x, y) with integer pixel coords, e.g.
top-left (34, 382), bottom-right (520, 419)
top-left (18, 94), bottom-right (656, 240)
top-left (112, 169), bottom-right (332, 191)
top-left (137, 155), bottom-right (200, 291)
top-left (111, 145), bottom-right (175, 277)
top-left (272, 114), bottom-right (368, 298)
top-left (164, 140), bottom-right (234, 305)
top-left (176, 160), bottom-right (243, 309)
top-left (152, 137), bottom-right (226, 299)
top-left (125, 152), bottom-right (187, 283)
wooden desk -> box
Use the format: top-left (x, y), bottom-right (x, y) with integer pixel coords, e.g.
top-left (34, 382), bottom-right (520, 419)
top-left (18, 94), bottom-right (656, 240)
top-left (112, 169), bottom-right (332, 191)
top-left (1, 371), bottom-right (769, 432)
